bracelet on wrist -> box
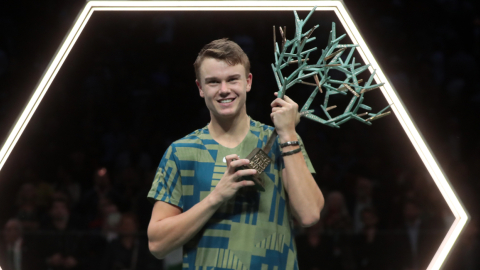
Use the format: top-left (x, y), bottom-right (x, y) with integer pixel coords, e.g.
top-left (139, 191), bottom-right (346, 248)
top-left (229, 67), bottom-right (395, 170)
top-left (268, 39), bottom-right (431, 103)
top-left (279, 141), bottom-right (299, 148)
top-left (281, 147), bottom-right (302, 156)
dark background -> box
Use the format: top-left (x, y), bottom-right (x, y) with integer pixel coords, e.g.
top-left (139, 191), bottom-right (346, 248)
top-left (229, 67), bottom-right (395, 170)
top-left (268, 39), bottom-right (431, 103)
top-left (0, 0), bottom-right (479, 270)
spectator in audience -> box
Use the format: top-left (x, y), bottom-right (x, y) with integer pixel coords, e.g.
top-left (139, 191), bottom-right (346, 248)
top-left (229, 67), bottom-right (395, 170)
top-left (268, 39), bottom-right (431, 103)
top-left (0, 218), bottom-right (42, 270)
top-left (15, 184), bottom-right (37, 210)
top-left (55, 166), bottom-right (81, 207)
top-left (321, 191), bottom-right (354, 270)
top-left (114, 166), bottom-right (140, 209)
top-left (78, 167), bottom-right (124, 228)
top-left (349, 177), bottom-right (376, 233)
top-left (102, 213), bottom-right (162, 270)
top-left (296, 222), bottom-right (334, 270)
top-left (97, 196), bottom-right (122, 242)
top-left (41, 199), bottom-right (85, 270)
top-left (322, 191), bottom-right (352, 232)
top-left (15, 204), bottom-right (40, 234)
top-left (353, 207), bottom-right (388, 270)
top-left (14, 183), bottom-right (42, 234)
top-left (390, 199), bottom-right (443, 270)
top-left (35, 181), bottom-right (55, 212)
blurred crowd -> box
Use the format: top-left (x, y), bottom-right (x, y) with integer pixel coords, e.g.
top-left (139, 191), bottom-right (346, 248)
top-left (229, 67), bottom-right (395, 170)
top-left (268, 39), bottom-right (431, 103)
top-left (0, 0), bottom-right (480, 270)
top-left (0, 167), bottom-right (162, 270)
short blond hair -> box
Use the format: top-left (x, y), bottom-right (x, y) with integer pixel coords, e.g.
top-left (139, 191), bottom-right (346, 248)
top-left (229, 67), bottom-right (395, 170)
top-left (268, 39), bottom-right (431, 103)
top-left (194, 38), bottom-right (250, 82)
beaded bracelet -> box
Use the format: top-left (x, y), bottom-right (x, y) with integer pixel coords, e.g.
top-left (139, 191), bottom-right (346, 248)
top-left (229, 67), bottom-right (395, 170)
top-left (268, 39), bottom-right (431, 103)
top-left (281, 147), bottom-right (302, 156)
top-left (279, 141), bottom-right (299, 148)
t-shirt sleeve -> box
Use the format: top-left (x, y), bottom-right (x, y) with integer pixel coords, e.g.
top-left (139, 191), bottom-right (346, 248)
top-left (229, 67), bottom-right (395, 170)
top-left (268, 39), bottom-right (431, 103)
top-left (147, 145), bottom-right (184, 209)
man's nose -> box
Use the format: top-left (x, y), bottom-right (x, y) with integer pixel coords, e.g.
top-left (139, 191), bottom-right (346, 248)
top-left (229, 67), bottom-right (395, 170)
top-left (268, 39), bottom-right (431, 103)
top-left (219, 81), bottom-right (229, 93)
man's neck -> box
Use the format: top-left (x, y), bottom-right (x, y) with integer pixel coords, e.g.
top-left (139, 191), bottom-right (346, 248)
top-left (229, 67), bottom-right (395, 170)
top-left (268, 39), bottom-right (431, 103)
top-left (208, 112), bottom-right (250, 148)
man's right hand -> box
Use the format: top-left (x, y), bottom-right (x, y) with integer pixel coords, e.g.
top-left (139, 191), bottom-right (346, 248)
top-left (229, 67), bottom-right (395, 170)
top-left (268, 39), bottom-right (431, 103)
top-left (209, 154), bottom-right (256, 206)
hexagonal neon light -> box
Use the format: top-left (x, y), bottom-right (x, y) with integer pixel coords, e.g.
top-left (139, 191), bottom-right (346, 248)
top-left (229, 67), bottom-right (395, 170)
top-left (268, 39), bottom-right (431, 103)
top-left (0, 1), bottom-right (468, 269)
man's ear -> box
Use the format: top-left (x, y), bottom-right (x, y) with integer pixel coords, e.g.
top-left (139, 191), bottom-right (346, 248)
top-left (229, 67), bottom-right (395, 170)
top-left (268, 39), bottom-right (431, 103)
top-left (246, 73), bottom-right (253, 93)
top-left (196, 80), bottom-right (204, 98)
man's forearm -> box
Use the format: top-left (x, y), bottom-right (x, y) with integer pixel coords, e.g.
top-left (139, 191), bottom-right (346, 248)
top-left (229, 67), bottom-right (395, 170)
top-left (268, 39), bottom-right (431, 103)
top-left (148, 156), bottom-right (257, 259)
top-left (280, 133), bottom-right (324, 227)
top-left (147, 195), bottom-right (222, 259)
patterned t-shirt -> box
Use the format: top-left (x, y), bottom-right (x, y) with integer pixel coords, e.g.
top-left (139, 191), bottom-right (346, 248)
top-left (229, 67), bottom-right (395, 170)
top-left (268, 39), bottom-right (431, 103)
top-left (147, 119), bottom-right (315, 270)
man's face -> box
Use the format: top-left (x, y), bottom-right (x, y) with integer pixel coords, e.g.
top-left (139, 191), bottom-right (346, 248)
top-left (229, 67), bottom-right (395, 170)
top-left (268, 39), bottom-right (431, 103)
top-left (196, 58), bottom-right (252, 120)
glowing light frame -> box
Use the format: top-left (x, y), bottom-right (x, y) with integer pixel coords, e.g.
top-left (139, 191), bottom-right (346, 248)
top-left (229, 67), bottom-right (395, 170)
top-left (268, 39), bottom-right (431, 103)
top-left (0, 1), bottom-right (468, 269)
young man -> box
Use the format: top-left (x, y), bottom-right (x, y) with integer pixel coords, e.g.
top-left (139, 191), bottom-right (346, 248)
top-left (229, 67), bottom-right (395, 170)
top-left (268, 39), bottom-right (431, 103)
top-left (147, 39), bottom-right (324, 269)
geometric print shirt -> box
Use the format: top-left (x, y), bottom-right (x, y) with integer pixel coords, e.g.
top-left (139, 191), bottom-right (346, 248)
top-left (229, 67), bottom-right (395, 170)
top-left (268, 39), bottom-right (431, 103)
top-left (147, 118), bottom-right (315, 270)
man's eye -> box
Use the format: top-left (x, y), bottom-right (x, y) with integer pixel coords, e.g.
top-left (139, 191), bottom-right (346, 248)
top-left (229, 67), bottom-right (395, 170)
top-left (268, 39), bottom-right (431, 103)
top-left (208, 81), bottom-right (219, 84)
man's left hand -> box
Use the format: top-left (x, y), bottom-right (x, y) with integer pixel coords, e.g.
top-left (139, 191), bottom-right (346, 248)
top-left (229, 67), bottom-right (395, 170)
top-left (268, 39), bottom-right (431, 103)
top-left (270, 92), bottom-right (300, 139)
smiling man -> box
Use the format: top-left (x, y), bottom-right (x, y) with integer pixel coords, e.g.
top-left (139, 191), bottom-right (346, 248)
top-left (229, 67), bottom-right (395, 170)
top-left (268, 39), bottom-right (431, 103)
top-left (147, 38), bottom-right (324, 270)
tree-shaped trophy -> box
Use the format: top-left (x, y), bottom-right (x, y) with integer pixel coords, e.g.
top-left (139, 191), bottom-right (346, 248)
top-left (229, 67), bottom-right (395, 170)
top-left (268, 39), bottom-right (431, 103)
top-left (243, 6), bottom-right (391, 191)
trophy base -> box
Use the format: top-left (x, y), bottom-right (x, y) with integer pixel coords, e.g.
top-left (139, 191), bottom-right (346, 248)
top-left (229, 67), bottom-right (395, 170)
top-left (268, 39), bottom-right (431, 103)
top-left (237, 148), bottom-right (272, 192)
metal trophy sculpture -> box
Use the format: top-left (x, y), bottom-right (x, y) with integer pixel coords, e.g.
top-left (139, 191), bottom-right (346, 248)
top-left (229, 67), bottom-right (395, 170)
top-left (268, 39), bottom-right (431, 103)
top-left (243, 6), bottom-right (391, 191)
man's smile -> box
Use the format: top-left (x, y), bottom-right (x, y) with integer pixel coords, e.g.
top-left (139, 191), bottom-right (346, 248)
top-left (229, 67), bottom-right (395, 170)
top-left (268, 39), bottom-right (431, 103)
top-left (218, 98), bottom-right (236, 104)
